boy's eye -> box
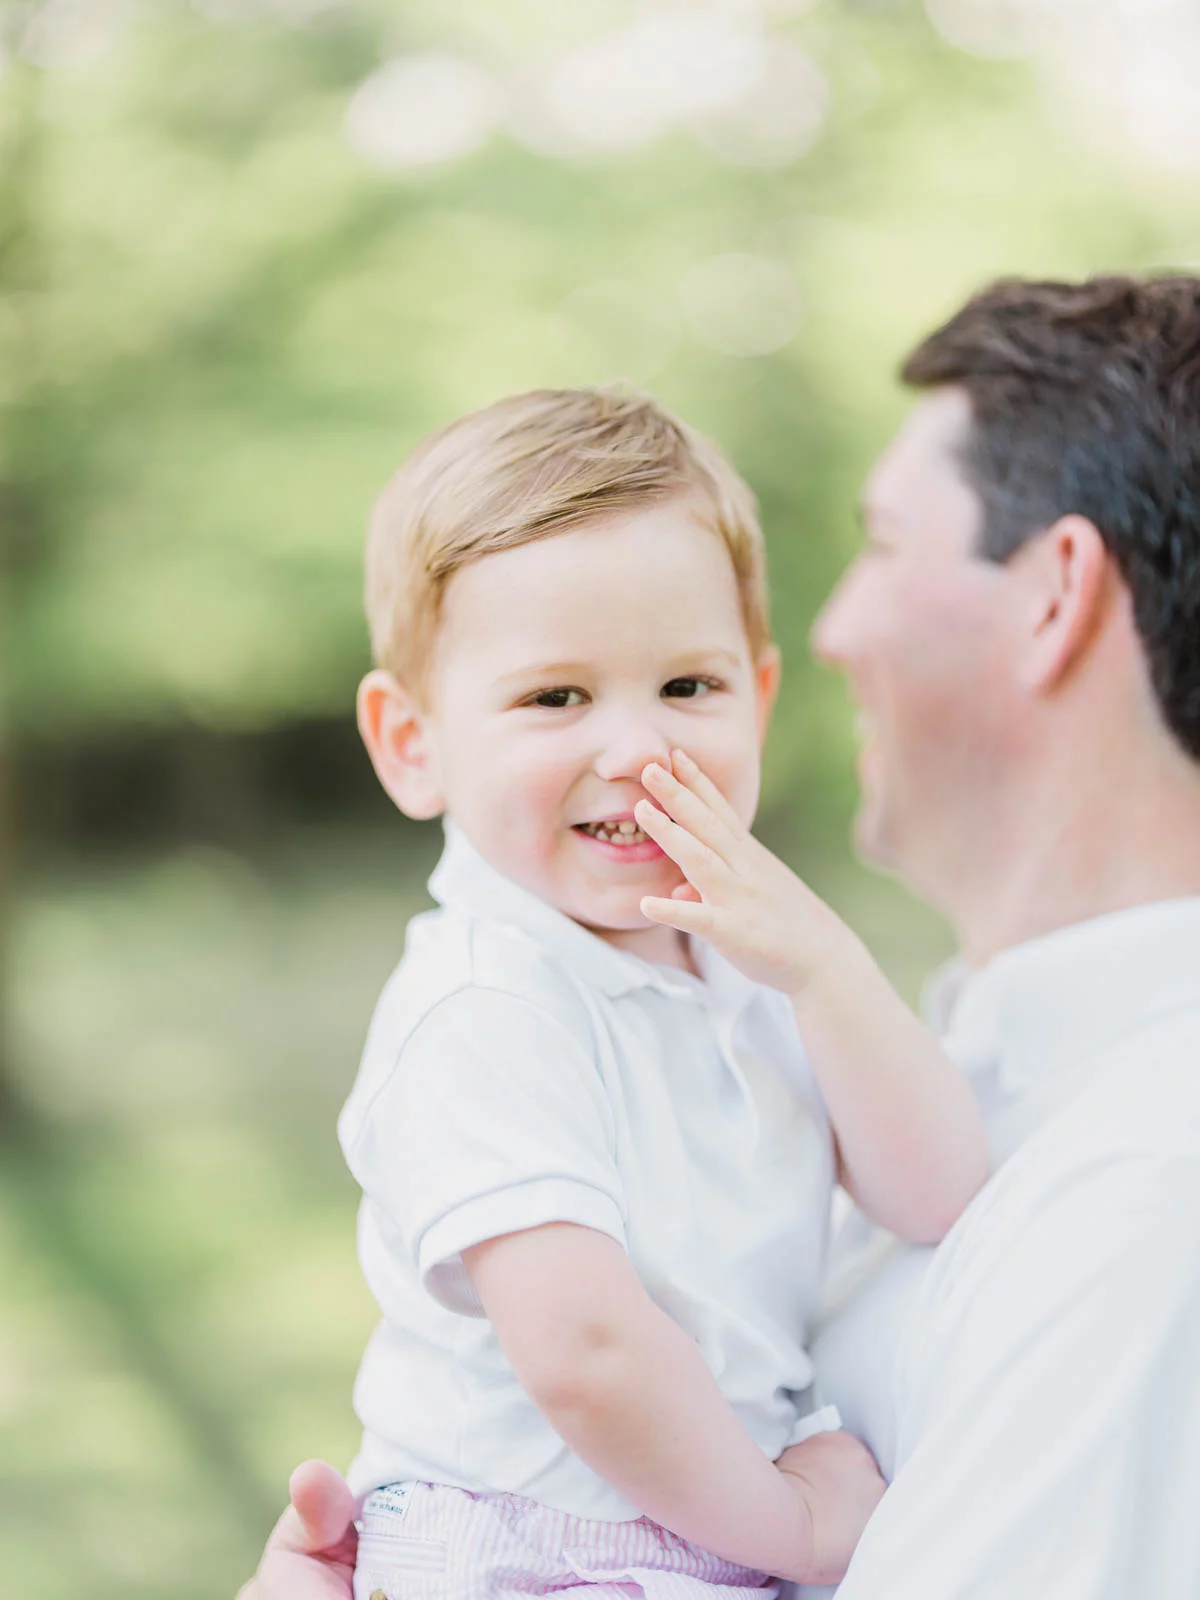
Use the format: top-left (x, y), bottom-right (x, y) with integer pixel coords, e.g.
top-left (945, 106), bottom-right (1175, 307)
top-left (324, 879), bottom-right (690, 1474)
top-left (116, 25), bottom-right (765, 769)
top-left (662, 676), bottom-right (719, 700)
top-left (529, 687), bottom-right (587, 709)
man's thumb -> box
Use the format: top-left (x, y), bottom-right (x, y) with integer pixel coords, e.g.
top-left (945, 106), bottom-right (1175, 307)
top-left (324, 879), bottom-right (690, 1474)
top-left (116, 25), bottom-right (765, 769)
top-left (287, 1459), bottom-right (356, 1552)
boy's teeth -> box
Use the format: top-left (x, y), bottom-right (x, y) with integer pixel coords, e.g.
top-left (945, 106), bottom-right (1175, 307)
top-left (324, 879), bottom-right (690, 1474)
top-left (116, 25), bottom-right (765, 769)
top-left (582, 820), bottom-right (648, 845)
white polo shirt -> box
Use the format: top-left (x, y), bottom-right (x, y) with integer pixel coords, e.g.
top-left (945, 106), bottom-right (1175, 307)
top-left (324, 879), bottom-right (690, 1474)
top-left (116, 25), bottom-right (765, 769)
top-left (799, 897), bottom-right (1200, 1600)
top-left (340, 823), bottom-right (835, 1521)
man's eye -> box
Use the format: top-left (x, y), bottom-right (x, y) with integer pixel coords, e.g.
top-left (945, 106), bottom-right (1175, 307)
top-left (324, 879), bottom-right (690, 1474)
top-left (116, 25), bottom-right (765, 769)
top-left (530, 687), bottom-right (586, 709)
top-left (662, 677), bottom-right (718, 700)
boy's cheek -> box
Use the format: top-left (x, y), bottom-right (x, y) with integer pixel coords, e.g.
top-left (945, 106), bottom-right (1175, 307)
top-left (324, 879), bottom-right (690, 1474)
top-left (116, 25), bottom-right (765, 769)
top-left (505, 753), bottom-right (583, 824)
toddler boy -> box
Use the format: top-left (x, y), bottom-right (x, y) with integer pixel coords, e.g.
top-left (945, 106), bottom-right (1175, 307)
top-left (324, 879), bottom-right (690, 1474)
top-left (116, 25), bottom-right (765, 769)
top-left (340, 388), bottom-right (987, 1598)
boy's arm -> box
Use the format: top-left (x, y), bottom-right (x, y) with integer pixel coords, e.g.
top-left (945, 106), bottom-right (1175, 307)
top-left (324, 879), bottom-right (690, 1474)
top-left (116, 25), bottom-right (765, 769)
top-left (463, 1221), bottom-right (883, 1586)
top-left (791, 933), bottom-right (986, 1242)
top-left (636, 752), bottom-right (989, 1245)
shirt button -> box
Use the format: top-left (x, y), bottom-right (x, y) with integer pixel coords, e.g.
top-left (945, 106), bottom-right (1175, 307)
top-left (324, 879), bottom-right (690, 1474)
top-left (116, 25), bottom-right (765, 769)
top-left (370, 1591), bottom-right (388, 1600)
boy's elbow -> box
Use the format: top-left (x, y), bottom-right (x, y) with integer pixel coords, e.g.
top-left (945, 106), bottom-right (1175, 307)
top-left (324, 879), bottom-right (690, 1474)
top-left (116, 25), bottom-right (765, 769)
top-left (903, 1152), bottom-right (991, 1245)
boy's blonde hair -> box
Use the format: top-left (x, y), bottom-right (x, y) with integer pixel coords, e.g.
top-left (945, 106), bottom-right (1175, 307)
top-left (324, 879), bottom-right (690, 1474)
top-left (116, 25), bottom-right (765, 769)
top-left (365, 387), bottom-right (771, 693)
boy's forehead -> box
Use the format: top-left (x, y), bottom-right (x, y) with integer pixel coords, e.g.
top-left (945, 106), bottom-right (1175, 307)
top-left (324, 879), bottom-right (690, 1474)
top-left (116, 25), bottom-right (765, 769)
top-left (439, 505), bottom-right (749, 654)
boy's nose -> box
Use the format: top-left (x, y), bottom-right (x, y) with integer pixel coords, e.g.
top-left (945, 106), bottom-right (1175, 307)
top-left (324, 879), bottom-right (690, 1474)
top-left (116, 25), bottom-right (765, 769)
top-left (591, 717), bottom-right (673, 785)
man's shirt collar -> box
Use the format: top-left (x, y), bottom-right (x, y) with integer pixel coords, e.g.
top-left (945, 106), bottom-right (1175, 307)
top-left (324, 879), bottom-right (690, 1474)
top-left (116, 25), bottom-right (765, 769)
top-left (925, 897), bottom-right (1200, 1094)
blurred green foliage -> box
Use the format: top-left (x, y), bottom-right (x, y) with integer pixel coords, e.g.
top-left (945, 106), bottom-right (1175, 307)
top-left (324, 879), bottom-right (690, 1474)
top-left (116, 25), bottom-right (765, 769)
top-left (4, 0), bottom-right (1200, 1594)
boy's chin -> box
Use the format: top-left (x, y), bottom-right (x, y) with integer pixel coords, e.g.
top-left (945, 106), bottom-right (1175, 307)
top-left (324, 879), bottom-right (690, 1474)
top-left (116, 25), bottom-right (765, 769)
top-left (570, 886), bottom-right (673, 935)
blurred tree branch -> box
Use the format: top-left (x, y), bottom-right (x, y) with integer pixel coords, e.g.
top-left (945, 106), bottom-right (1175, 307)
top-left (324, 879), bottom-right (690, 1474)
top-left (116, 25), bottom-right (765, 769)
top-left (3, 1121), bottom-right (280, 1539)
top-left (0, 58), bottom-right (42, 1130)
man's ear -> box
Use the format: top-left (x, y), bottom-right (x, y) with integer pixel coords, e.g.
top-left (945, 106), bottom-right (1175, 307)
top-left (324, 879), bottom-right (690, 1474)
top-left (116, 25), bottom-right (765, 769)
top-left (753, 644), bottom-right (783, 744)
top-left (357, 669), bottom-right (445, 820)
top-left (1012, 515), bottom-right (1111, 693)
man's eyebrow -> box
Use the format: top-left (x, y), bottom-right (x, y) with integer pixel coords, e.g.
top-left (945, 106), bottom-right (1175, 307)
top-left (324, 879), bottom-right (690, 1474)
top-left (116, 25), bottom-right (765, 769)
top-left (851, 502), bottom-right (874, 543)
top-left (858, 500), bottom-right (901, 532)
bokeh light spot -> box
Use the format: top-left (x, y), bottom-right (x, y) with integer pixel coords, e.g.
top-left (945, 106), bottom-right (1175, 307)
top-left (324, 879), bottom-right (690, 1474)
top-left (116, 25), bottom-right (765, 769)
top-left (19, 0), bottom-right (127, 69)
top-left (924, 0), bottom-right (1044, 60)
top-left (529, 9), bottom-right (768, 154)
top-left (680, 253), bottom-right (801, 357)
top-left (691, 39), bottom-right (830, 169)
top-left (345, 54), bottom-right (507, 172)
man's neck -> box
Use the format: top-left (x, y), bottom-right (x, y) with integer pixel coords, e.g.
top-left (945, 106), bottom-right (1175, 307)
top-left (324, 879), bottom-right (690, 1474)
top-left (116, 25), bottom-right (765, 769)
top-left (945, 742), bottom-right (1200, 969)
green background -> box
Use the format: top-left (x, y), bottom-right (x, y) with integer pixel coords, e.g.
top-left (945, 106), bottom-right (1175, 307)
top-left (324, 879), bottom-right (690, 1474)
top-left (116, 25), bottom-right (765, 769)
top-left (3, 2), bottom-right (1197, 1593)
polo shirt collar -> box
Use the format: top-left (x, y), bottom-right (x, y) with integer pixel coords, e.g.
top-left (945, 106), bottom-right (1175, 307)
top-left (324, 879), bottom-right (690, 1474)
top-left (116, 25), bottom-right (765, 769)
top-left (428, 821), bottom-right (702, 1001)
top-left (926, 896), bottom-right (1200, 1095)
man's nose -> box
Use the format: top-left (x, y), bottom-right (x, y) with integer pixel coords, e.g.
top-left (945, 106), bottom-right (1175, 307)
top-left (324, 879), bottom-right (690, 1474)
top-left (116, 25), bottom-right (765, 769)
top-left (810, 572), bottom-right (854, 668)
top-left (591, 711), bottom-right (673, 784)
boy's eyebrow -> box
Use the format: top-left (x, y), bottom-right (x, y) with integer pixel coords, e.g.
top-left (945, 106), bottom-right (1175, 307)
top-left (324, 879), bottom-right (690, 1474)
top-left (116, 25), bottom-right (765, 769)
top-left (495, 648), bottom-right (745, 689)
top-left (494, 661), bottom-right (592, 689)
top-left (667, 647), bottom-right (744, 672)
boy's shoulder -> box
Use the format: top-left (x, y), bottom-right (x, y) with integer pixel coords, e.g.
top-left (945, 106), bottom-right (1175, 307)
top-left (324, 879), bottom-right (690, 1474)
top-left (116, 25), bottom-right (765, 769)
top-left (366, 900), bottom-right (600, 1059)
top-left (338, 903), bottom-right (607, 1156)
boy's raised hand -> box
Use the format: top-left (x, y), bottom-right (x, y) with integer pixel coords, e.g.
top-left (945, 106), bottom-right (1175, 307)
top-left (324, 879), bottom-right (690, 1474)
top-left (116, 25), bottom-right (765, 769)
top-left (636, 751), bottom-right (855, 996)
top-left (640, 751), bottom-right (991, 1245)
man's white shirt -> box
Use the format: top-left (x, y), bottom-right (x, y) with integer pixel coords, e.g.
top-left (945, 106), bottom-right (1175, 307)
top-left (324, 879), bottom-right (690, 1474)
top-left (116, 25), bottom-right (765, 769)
top-left (340, 822), bottom-right (836, 1520)
top-left (802, 897), bottom-right (1200, 1599)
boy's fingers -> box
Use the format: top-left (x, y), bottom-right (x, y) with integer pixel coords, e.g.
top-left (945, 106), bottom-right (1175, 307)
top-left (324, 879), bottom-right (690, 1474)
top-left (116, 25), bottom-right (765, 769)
top-left (634, 799), bottom-right (726, 891)
top-left (640, 895), bottom-right (716, 937)
top-left (641, 762), bottom-right (738, 861)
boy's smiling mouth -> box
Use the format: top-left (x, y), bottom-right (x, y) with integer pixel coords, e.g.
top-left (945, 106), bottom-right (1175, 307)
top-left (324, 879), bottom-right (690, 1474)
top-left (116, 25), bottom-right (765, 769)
top-left (576, 817), bottom-right (649, 845)
top-left (572, 815), bottom-right (663, 859)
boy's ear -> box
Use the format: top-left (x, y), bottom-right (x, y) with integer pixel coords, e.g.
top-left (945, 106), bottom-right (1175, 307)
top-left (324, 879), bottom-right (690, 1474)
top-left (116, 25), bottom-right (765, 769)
top-left (753, 644), bottom-right (782, 744)
top-left (357, 669), bottom-right (445, 820)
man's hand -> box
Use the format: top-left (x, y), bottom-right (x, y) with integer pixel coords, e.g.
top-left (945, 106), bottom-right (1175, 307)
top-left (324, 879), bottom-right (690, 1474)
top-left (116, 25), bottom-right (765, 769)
top-left (236, 1460), bottom-right (357, 1600)
top-left (636, 750), bottom-right (854, 999)
top-left (776, 1432), bottom-right (886, 1587)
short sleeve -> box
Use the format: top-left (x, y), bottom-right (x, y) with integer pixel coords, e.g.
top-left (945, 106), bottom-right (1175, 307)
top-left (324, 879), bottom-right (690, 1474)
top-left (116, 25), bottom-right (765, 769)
top-left (344, 985), bottom-right (627, 1315)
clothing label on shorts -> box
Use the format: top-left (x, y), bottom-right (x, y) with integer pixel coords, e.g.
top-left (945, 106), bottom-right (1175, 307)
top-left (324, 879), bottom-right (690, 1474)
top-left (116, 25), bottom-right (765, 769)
top-left (364, 1482), bottom-right (415, 1525)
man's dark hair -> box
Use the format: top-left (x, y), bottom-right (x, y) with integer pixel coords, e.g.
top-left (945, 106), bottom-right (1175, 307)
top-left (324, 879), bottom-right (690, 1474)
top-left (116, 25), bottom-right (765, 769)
top-left (901, 274), bottom-right (1200, 760)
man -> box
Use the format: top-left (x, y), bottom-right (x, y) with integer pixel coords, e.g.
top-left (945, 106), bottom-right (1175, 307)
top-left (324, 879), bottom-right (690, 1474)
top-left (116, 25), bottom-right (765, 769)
top-left (241, 275), bottom-right (1200, 1598)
